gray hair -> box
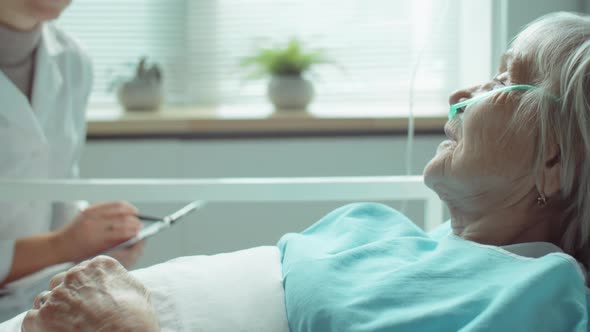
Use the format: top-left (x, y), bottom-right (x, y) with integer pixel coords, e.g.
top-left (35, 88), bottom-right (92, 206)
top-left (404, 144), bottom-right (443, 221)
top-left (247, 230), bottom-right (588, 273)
top-left (510, 12), bottom-right (590, 263)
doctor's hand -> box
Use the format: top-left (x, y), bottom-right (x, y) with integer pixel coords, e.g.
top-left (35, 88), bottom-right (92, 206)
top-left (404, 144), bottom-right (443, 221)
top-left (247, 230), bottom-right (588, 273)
top-left (52, 202), bottom-right (142, 264)
top-left (22, 256), bottom-right (159, 332)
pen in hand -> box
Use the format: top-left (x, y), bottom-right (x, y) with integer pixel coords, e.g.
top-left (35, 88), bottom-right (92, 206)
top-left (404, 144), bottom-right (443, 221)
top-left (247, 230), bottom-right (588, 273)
top-left (135, 214), bottom-right (163, 222)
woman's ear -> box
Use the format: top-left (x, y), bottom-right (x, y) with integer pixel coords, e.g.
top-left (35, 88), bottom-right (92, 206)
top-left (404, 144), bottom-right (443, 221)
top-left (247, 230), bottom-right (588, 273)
top-left (541, 144), bottom-right (561, 198)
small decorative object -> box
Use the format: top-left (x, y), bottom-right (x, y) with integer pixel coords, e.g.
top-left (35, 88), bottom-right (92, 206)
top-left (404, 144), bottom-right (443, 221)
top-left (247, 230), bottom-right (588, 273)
top-left (240, 38), bottom-right (331, 111)
top-left (109, 57), bottom-right (163, 111)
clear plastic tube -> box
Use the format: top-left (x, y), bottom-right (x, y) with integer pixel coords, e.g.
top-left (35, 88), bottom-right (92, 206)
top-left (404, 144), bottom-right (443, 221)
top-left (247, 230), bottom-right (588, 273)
top-left (401, 0), bottom-right (450, 215)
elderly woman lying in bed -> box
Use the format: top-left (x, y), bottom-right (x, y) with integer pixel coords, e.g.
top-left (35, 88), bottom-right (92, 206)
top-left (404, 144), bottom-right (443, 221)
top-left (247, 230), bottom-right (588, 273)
top-left (5, 11), bottom-right (590, 331)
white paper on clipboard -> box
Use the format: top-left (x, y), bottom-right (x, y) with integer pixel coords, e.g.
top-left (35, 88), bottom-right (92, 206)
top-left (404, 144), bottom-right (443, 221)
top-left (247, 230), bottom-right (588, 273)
top-left (103, 222), bottom-right (170, 254)
top-left (102, 201), bottom-right (205, 255)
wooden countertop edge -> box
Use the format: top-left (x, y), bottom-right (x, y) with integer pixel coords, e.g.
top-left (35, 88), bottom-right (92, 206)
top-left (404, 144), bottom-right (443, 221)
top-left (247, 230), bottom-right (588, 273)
top-left (86, 115), bottom-right (447, 137)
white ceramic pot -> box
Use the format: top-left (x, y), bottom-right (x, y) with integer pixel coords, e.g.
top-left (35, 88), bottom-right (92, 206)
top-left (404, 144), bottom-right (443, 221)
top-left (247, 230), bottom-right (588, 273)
top-left (267, 75), bottom-right (314, 110)
top-left (117, 79), bottom-right (163, 111)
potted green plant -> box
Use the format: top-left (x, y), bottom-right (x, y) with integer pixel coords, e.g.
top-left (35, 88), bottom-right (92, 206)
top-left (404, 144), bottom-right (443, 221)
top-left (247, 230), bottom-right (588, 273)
top-left (240, 38), bottom-right (331, 111)
top-left (108, 57), bottom-right (163, 111)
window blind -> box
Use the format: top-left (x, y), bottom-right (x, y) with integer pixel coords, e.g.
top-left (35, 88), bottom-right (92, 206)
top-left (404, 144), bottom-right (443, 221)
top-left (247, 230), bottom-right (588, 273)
top-left (56, 0), bottom-right (488, 114)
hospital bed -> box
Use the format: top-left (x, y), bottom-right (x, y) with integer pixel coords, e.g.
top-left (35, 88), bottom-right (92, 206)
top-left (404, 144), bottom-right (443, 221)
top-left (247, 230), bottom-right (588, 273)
top-left (0, 176), bottom-right (445, 331)
top-left (0, 175), bottom-right (444, 230)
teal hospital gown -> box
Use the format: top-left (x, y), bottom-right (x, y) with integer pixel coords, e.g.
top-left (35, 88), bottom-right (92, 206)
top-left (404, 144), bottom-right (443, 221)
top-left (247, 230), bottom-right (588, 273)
top-left (277, 203), bottom-right (589, 331)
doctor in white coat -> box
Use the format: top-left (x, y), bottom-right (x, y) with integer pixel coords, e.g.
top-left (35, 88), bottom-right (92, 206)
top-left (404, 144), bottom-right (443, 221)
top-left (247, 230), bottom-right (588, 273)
top-left (0, 0), bottom-right (144, 321)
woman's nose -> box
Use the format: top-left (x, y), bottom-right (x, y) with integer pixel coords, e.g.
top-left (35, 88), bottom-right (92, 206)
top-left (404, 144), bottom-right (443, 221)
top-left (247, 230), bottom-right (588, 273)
top-left (449, 81), bottom-right (496, 105)
top-left (448, 88), bottom-right (473, 105)
top-left (449, 84), bottom-right (488, 105)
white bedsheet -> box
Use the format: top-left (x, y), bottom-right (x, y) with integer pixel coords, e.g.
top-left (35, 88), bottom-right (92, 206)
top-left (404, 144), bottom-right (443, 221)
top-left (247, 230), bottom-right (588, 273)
top-left (0, 246), bottom-right (289, 332)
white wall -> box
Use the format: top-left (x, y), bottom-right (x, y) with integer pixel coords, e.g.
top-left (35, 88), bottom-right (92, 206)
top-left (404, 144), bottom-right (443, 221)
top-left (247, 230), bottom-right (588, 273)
top-left (81, 135), bottom-right (445, 268)
top-left (491, 0), bottom-right (584, 71)
top-left (507, 0), bottom-right (582, 38)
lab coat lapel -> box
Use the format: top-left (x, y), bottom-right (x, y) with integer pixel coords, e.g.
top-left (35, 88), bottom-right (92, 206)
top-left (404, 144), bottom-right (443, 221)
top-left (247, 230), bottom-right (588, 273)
top-left (31, 25), bottom-right (63, 130)
top-left (0, 72), bottom-right (35, 131)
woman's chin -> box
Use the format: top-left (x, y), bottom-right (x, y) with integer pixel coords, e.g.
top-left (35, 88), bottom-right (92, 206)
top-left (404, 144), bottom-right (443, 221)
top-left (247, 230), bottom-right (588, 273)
top-left (27, 0), bottom-right (71, 21)
top-left (436, 139), bottom-right (457, 154)
top-left (423, 140), bottom-right (456, 188)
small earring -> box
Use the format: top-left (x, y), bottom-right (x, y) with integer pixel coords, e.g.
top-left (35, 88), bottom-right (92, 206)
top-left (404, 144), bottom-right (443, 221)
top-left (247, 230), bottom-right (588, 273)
top-left (537, 193), bottom-right (548, 207)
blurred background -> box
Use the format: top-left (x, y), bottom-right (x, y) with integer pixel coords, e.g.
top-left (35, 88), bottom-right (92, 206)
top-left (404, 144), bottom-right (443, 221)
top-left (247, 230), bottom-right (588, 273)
top-left (54, 0), bottom-right (586, 268)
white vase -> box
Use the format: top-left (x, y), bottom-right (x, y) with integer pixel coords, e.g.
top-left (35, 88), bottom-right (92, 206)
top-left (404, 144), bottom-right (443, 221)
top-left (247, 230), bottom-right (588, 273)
top-left (117, 79), bottom-right (163, 111)
top-left (267, 75), bottom-right (314, 111)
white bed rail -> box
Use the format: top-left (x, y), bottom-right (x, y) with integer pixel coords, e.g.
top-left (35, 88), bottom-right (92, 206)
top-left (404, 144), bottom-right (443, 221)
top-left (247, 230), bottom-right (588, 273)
top-left (0, 176), bottom-right (445, 230)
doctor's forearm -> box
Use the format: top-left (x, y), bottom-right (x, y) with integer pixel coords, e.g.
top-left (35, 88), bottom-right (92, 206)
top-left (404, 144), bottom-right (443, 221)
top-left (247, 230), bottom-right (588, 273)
top-left (1, 232), bottom-right (67, 286)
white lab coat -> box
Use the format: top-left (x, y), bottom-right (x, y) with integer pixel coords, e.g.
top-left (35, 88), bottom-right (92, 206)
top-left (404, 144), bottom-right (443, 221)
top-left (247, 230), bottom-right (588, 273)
top-left (0, 23), bottom-right (92, 321)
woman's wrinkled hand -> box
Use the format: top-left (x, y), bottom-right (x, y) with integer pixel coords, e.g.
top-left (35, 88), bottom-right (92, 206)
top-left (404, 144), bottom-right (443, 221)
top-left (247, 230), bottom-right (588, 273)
top-left (22, 256), bottom-right (159, 332)
top-left (52, 202), bottom-right (142, 263)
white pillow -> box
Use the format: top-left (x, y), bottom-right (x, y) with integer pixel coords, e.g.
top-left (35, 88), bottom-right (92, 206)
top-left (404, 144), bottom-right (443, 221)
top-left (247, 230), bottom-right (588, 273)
top-left (0, 246), bottom-right (290, 332)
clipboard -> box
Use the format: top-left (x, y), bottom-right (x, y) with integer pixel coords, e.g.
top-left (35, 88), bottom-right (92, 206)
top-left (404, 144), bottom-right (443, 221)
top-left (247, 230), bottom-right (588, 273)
top-left (102, 201), bottom-right (205, 255)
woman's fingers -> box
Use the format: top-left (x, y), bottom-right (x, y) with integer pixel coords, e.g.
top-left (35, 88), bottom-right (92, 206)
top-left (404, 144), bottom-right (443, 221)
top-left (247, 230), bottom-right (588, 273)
top-left (22, 310), bottom-right (41, 332)
top-left (24, 256), bottom-right (156, 332)
top-left (33, 290), bottom-right (51, 309)
top-left (49, 272), bottom-right (66, 290)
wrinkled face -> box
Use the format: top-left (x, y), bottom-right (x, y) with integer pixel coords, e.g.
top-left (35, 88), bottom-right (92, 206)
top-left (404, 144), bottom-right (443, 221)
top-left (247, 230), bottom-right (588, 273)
top-left (423, 51), bottom-right (539, 216)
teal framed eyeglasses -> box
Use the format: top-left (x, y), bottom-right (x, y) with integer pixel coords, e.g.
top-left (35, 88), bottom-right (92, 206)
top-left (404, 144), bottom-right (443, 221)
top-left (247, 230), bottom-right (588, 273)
top-left (448, 84), bottom-right (538, 120)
